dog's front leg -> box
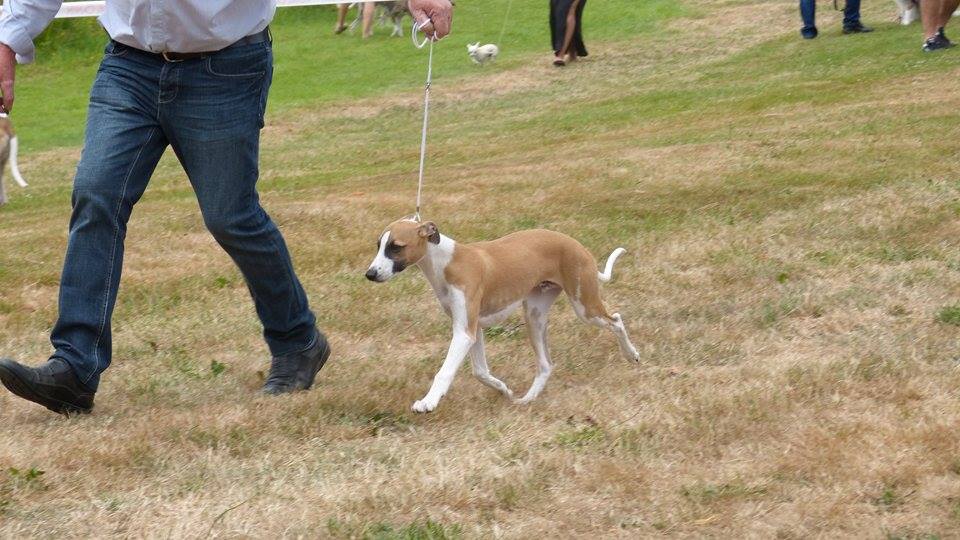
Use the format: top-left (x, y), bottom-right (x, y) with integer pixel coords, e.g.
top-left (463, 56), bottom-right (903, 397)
top-left (413, 291), bottom-right (478, 413)
top-left (413, 329), bottom-right (475, 413)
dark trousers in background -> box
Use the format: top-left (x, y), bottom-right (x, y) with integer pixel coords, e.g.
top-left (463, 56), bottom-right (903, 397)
top-left (550, 0), bottom-right (588, 57)
top-left (800, 0), bottom-right (862, 30)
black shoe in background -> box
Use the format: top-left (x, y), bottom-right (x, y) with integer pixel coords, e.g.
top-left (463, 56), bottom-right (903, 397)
top-left (843, 22), bottom-right (874, 34)
top-left (262, 331), bottom-right (331, 395)
top-left (0, 358), bottom-right (95, 415)
top-left (801, 26), bottom-right (818, 40)
top-left (923, 32), bottom-right (954, 52)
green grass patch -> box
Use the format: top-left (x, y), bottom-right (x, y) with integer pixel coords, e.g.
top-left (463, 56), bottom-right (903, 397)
top-left (13, 0), bottom-right (685, 152)
top-left (327, 518), bottom-right (463, 540)
top-left (936, 305), bottom-right (960, 326)
top-left (680, 482), bottom-right (767, 505)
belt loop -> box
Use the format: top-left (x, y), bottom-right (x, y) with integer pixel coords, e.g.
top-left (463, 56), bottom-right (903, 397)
top-left (266, 26), bottom-right (273, 44)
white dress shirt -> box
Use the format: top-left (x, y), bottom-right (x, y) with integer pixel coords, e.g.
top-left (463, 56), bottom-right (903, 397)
top-left (0, 0), bottom-right (276, 64)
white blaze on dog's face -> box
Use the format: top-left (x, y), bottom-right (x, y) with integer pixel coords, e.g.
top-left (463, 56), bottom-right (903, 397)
top-left (365, 219), bottom-right (441, 282)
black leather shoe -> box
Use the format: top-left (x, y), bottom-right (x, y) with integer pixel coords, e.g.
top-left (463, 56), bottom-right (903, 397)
top-left (843, 22), bottom-right (873, 34)
top-left (262, 332), bottom-right (331, 395)
top-left (0, 358), bottom-right (95, 415)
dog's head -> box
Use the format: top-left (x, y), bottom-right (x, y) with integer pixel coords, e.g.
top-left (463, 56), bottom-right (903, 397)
top-left (365, 218), bottom-right (441, 282)
top-left (466, 42), bottom-right (479, 54)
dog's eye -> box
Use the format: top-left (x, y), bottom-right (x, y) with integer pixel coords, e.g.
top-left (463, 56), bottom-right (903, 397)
top-left (387, 242), bottom-right (402, 252)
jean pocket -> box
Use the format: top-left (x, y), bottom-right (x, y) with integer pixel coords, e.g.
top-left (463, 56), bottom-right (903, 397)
top-left (103, 41), bottom-right (129, 58)
top-left (204, 44), bottom-right (269, 79)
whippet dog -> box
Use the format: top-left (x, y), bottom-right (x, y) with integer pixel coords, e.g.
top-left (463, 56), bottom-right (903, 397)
top-left (0, 115), bottom-right (27, 207)
top-left (895, 0), bottom-right (920, 24)
top-left (895, 0), bottom-right (957, 24)
top-left (365, 218), bottom-right (639, 413)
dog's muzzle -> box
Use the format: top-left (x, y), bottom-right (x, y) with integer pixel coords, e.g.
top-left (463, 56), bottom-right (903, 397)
top-left (365, 268), bottom-right (380, 282)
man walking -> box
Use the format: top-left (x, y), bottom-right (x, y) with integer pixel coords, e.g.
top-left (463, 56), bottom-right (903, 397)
top-left (0, 0), bottom-right (453, 415)
top-left (799, 0), bottom-right (872, 39)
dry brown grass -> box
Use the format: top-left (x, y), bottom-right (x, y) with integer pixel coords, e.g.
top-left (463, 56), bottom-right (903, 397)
top-left (2, 1), bottom-right (960, 538)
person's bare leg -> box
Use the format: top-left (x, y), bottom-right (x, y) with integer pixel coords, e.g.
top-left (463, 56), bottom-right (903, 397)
top-left (335, 4), bottom-right (348, 34)
top-left (940, 0), bottom-right (960, 29)
top-left (557, 0), bottom-right (582, 62)
top-left (923, 0), bottom-right (946, 38)
top-left (362, 2), bottom-right (376, 39)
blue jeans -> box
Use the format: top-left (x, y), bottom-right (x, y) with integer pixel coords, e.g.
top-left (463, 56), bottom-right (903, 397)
top-left (800, 0), bottom-right (861, 29)
top-left (52, 39), bottom-right (317, 391)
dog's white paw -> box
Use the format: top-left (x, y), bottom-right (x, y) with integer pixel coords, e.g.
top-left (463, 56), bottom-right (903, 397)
top-left (412, 397), bottom-right (439, 413)
top-left (621, 347), bottom-right (640, 363)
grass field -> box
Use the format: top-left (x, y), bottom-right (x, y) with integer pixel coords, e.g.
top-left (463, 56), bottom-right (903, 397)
top-left (1, 0), bottom-right (960, 537)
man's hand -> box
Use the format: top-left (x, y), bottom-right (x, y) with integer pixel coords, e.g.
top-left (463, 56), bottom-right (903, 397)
top-left (0, 43), bottom-right (15, 113)
top-left (408, 0), bottom-right (453, 40)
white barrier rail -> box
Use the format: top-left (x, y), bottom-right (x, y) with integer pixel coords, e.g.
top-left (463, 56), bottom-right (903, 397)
top-left (55, 0), bottom-right (388, 19)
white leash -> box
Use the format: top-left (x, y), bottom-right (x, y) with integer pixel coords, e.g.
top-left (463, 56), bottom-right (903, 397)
top-left (496, 0), bottom-right (514, 46)
top-left (411, 20), bottom-right (436, 222)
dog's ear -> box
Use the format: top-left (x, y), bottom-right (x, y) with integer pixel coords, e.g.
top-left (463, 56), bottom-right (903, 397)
top-left (418, 221), bottom-right (441, 244)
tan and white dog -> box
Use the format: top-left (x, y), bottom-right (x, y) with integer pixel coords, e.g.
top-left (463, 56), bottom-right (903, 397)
top-left (0, 115), bottom-right (27, 207)
top-left (895, 0), bottom-right (920, 24)
top-left (365, 218), bottom-right (639, 413)
top-left (895, 0), bottom-right (957, 25)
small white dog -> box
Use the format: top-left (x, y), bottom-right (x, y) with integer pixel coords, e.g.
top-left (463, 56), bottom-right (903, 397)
top-left (467, 42), bottom-right (499, 65)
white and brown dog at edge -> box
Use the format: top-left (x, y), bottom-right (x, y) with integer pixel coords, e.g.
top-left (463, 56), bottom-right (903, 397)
top-left (365, 218), bottom-right (640, 413)
top-left (0, 115), bottom-right (27, 207)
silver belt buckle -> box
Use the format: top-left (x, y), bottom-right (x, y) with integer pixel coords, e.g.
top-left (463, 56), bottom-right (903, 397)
top-left (161, 51), bottom-right (184, 62)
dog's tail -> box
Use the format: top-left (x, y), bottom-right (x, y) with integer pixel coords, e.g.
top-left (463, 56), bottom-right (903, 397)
top-left (9, 136), bottom-right (27, 188)
top-left (598, 247), bottom-right (626, 283)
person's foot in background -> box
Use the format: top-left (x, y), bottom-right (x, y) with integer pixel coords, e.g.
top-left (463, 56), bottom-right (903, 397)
top-left (920, 0), bottom-right (960, 51)
top-left (843, 21), bottom-right (874, 34)
top-left (923, 27), bottom-right (955, 50)
top-left (801, 26), bottom-right (818, 39)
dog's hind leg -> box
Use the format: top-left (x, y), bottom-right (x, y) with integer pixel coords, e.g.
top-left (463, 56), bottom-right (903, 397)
top-left (607, 312), bottom-right (641, 363)
top-left (391, 15), bottom-right (403, 36)
top-left (470, 332), bottom-right (514, 400)
top-left (569, 279), bottom-right (640, 363)
top-left (516, 285), bottom-right (562, 404)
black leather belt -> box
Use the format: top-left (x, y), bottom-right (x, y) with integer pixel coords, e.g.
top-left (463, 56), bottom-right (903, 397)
top-left (116, 26), bottom-right (271, 62)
